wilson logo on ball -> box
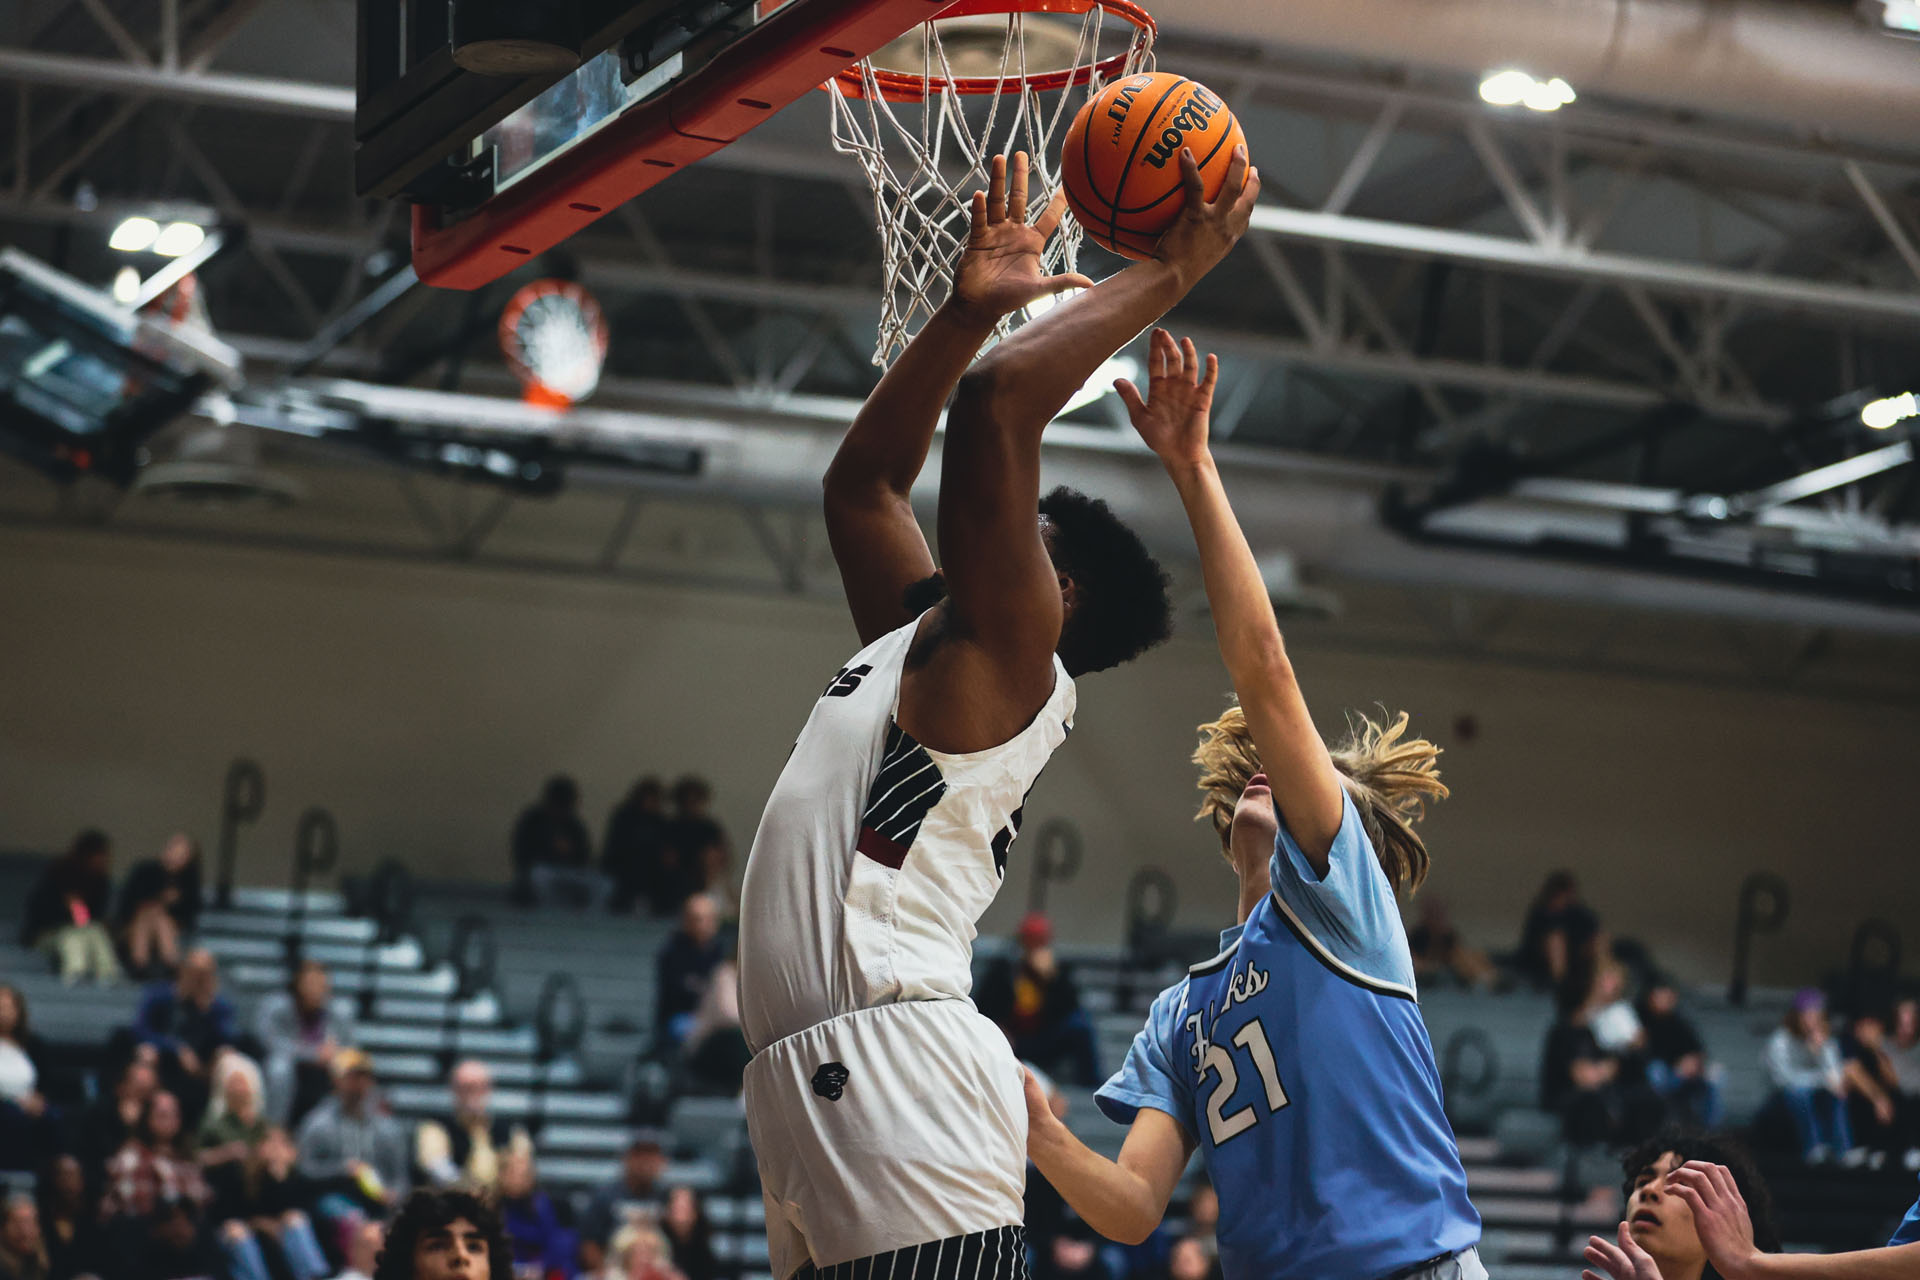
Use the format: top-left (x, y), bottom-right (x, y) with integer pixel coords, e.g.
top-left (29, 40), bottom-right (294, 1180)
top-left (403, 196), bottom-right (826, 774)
top-left (1105, 75), bottom-right (1156, 140)
top-left (1142, 88), bottom-right (1226, 169)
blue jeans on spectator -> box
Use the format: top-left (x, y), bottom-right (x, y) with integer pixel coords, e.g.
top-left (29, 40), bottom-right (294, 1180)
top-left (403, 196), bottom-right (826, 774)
top-left (223, 1215), bottom-right (332, 1280)
top-left (1647, 1060), bottom-right (1724, 1128)
top-left (1780, 1086), bottom-right (1853, 1161)
top-left (1014, 1010), bottom-right (1102, 1088)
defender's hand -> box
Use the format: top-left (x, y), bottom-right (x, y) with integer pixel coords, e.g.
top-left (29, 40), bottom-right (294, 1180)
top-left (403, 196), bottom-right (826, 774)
top-left (1154, 145), bottom-right (1259, 283)
top-left (1116, 329), bottom-right (1218, 468)
top-left (1667, 1163), bottom-right (1764, 1280)
top-left (949, 152), bottom-right (1094, 324)
top-left (1583, 1223), bottom-right (1662, 1280)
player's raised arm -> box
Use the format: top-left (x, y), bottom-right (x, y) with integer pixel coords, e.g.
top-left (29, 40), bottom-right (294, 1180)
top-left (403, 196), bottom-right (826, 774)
top-left (1119, 329), bottom-right (1347, 869)
top-left (919, 148), bottom-right (1257, 744)
top-left (1023, 1070), bottom-right (1194, 1246)
top-left (823, 153), bottom-right (1091, 645)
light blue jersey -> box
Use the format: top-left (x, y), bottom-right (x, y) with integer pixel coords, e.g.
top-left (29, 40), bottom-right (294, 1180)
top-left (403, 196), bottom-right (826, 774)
top-left (1097, 793), bottom-right (1480, 1280)
top-left (1890, 1173), bottom-right (1920, 1246)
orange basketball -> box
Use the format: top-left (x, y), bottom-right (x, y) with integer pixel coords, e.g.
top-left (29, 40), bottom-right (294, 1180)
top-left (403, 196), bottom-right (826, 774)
top-left (1060, 72), bottom-right (1245, 260)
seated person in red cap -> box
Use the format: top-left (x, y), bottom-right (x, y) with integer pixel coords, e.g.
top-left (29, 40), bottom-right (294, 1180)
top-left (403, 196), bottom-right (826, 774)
top-left (978, 914), bottom-right (1100, 1086)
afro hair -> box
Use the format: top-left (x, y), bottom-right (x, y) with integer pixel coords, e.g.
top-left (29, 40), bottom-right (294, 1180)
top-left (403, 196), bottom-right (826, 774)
top-left (1039, 486), bottom-right (1173, 677)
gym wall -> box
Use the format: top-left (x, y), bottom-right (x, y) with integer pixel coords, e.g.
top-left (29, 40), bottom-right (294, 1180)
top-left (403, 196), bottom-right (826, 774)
top-left (2, 525), bottom-right (1914, 988)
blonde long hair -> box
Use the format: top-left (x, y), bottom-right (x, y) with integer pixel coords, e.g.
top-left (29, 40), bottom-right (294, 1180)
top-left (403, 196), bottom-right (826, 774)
top-left (1192, 702), bottom-right (1447, 893)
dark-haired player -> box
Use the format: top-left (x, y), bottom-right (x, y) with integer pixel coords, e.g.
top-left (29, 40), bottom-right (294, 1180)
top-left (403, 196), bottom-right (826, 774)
top-left (737, 147), bottom-right (1258, 1280)
top-left (373, 1189), bottom-right (510, 1280)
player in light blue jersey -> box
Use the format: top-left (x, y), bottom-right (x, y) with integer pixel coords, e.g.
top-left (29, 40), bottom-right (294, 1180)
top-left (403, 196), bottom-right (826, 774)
top-left (1024, 329), bottom-right (1483, 1280)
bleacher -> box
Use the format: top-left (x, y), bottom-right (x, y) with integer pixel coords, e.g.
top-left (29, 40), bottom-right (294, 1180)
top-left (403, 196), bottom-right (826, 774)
top-left (5, 847), bottom-right (1914, 1279)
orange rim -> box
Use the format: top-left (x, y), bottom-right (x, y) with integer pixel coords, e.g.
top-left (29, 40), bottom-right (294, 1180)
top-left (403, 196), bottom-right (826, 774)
top-left (829, 0), bottom-right (1154, 103)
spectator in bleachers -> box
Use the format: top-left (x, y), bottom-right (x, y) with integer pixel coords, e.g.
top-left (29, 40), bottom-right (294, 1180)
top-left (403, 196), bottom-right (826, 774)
top-left (1036, 1224), bottom-right (1116, 1280)
top-left (372, 1188), bottom-right (509, 1280)
top-left (577, 1135), bottom-right (667, 1275)
top-left (513, 776), bottom-right (601, 909)
top-left (681, 937), bottom-right (749, 1097)
top-left (132, 947), bottom-right (238, 1123)
top-left (21, 831), bottom-right (120, 986)
top-left (1638, 979), bottom-right (1723, 1129)
top-left (36, 1153), bottom-right (106, 1280)
top-left (1581, 1130), bottom-right (1779, 1280)
top-left (259, 959), bottom-right (358, 1128)
top-left (604, 777), bottom-right (670, 916)
top-left (1516, 869), bottom-right (1598, 991)
top-left (496, 1151), bottom-right (575, 1279)
top-left (656, 895), bottom-right (725, 1051)
top-left (1184, 1181), bottom-right (1218, 1260)
top-left (101, 1089), bottom-right (219, 1280)
top-left (1842, 1010), bottom-right (1909, 1163)
top-left (0, 987), bottom-right (55, 1172)
top-left (1407, 898), bottom-right (1498, 991)
top-left (664, 777), bottom-right (729, 912)
top-left (1163, 1237), bottom-right (1223, 1280)
top-left (213, 1127), bottom-right (330, 1280)
top-left (296, 1049), bottom-right (410, 1218)
top-left (1542, 952), bottom-right (1663, 1146)
top-left (415, 1060), bottom-right (532, 1192)
top-left (330, 1219), bottom-right (384, 1280)
top-left (1763, 989), bottom-right (1856, 1165)
top-left (116, 833), bottom-right (204, 981)
top-left (978, 914), bottom-right (1099, 1087)
top-left (658, 1187), bottom-right (716, 1280)
top-left (198, 1051), bottom-right (270, 1181)
top-left (1893, 999), bottom-right (1920, 1170)
top-left (0, 1194), bottom-right (48, 1280)
top-left (78, 1056), bottom-right (158, 1167)
top-left (604, 1225), bottom-right (683, 1280)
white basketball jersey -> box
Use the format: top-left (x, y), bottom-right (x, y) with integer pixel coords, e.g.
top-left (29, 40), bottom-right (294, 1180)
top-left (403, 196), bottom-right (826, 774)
top-left (737, 614), bottom-right (1077, 1054)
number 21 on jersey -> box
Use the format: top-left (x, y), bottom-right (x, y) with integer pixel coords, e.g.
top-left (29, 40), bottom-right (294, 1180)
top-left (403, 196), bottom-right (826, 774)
top-left (1202, 1017), bottom-right (1289, 1144)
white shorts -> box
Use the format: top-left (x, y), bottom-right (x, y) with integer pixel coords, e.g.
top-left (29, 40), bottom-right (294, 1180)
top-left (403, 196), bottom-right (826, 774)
top-left (743, 999), bottom-right (1028, 1279)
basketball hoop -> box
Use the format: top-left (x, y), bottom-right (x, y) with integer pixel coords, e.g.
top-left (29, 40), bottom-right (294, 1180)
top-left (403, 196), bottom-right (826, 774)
top-left (826, 0), bottom-right (1155, 367)
top-left (499, 279), bottom-right (609, 409)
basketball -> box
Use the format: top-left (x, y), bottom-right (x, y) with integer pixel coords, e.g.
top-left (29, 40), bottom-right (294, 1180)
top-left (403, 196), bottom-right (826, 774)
top-left (1060, 72), bottom-right (1247, 261)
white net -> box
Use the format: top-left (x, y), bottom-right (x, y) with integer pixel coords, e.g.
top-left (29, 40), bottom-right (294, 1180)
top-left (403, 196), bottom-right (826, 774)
top-left (827, 5), bottom-right (1154, 368)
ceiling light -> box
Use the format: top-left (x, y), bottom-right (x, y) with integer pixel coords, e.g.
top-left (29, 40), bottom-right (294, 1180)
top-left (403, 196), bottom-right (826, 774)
top-left (1860, 0), bottom-right (1920, 37)
top-left (153, 221), bottom-right (206, 257)
top-left (112, 265), bottom-right (141, 304)
top-left (108, 216), bottom-right (160, 253)
top-left (1480, 70), bottom-right (1576, 112)
top-left (1862, 391), bottom-right (1917, 430)
top-left (1063, 354), bottom-right (1139, 414)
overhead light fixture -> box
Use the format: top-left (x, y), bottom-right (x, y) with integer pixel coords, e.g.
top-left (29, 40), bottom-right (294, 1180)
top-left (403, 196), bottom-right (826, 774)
top-left (1063, 354), bottom-right (1139, 414)
top-left (1859, 0), bottom-right (1920, 37)
top-left (111, 265), bottom-right (141, 304)
top-left (153, 222), bottom-right (206, 257)
top-left (108, 216), bottom-right (160, 253)
top-left (1479, 69), bottom-right (1576, 112)
top-left (1862, 391), bottom-right (1918, 430)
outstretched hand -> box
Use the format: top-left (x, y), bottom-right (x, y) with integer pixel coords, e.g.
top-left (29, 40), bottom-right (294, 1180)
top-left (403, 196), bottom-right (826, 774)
top-left (950, 152), bottom-right (1094, 324)
top-left (1583, 1223), bottom-right (1661, 1280)
top-left (1116, 329), bottom-right (1218, 468)
top-left (1154, 144), bottom-right (1260, 283)
top-left (1667, 1162), bottom-right (1763, 1280)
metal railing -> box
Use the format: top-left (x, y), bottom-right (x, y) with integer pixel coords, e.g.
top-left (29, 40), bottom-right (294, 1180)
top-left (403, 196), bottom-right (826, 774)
top-left (1728, 871), bottom-right (1789, 1006)
top-left (1026, 819), bottom-right (1083, 915)
top-left (285, 807), bottom-right (338, 967)
top-left (214, 758), bottom-right (265, 908)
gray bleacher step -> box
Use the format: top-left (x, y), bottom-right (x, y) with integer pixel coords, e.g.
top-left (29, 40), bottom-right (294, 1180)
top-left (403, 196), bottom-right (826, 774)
top-left (228, 887), bottom-right (348, 915)
top-left (368, 1054), bottom-right (584, 1087)
top-left (1477, 1229), bottom-right (1560, 1262)
top-left (199, 934), bottom-right (426, 971)
top-left (228, 962), bottom-right (457, 997)
top-left (713, 1234), bottom-right (772, 1265)
top-left (536, 1124), bottom-right (633, 1155)
top-left (536, 1157), bottom-right (722, 1190)
top-left (375, 993), bottom-right (503, 1025)
top-left (356, 1023), bottom-right (539, 1056)
top-left (385, 1084), bottom-right (625, 1123)
top-left (1466, 1166), bottom-right (1561, 1195)
top-left (1457, 1137), bottom-right (1500, 1162)
top-left (199, 911), bottom-right (376, 943)
top-left (1472, 1196), bottom-right (1616, 1229)
top-left (702, 1197), bottom-right (766, 1230)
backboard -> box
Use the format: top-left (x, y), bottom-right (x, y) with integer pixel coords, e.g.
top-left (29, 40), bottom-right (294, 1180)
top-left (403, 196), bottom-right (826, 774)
top-left (357, 0), bottom-right (949, 290)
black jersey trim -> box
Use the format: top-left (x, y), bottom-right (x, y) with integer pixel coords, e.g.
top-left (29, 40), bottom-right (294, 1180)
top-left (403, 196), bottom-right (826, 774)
top-left (1266, 892), bottom-right (1420, 1003)
top-left (1186, 938), bottom-right (1243, 977)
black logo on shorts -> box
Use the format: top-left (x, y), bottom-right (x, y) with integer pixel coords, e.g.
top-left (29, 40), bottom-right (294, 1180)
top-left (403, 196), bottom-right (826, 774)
top-left (811, 1062), bottom-right (850, 1101)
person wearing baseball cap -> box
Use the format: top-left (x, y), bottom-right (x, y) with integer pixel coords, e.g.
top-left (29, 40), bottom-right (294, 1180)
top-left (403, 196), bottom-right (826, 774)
top-left (977, 913), bottom-right (1100, 1086)
top-left (295, 1046), bottom-right (410, 1217)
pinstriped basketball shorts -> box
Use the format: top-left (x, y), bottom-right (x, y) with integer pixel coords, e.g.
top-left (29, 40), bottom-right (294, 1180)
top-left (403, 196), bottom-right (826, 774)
top-left (744, 999), bottom-right (1029, 1280)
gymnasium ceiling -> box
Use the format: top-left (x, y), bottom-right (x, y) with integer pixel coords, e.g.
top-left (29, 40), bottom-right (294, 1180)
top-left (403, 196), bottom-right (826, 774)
top-left (2, 0), bottom-right (1920, 686)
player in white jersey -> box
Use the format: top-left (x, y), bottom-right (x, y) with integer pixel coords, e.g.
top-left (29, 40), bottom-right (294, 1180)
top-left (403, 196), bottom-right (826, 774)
top-left (737, 148), bottom-right (1259, 1280)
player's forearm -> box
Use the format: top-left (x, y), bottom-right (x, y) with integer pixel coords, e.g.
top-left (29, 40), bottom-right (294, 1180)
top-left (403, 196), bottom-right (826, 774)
top-left (959, 259), bottom-right (1186, 435)
top-left (1026, 1117), bottom-right (1166, 1246)
top-left (825, 303), bottom-right (999, 501)
top-left (1725, 1244), bottom-right (1920, 1280)
top-left (1164, 454), bottom-right (1293, 695)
